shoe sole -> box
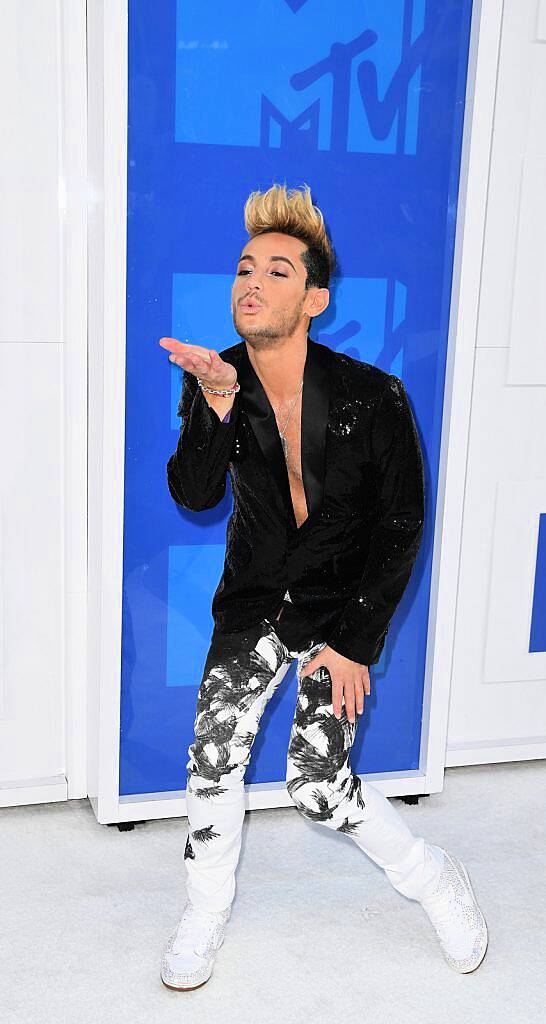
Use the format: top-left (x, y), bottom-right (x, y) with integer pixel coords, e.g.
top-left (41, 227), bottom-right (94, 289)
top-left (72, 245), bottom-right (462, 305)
top-left (442, 849), bottom-right (489, 973)
top-left (161, 975), bottom-right (211, 991)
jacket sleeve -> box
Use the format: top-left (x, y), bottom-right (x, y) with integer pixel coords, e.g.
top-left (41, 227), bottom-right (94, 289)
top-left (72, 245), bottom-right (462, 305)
top-left (325, 374), bottom-right (425, 666)
top-left (166, 368), bottom-right (241, 511)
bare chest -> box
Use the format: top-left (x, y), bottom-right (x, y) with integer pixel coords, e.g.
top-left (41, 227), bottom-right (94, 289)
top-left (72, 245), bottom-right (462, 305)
top-left (270, 395), bottom-right (309, 529)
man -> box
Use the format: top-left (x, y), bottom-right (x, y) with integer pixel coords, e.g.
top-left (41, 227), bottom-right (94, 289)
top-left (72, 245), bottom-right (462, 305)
top-left (159, 184), bottom-right (488, 990)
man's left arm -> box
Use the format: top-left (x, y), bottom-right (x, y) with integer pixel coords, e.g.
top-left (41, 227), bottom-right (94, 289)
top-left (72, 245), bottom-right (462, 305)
top-left (325, 374), bottom-right (425, 667)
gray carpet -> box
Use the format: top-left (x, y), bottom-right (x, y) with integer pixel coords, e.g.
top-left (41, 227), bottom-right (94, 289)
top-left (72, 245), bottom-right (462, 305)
top-left (2, 760), bottom-right (544, 1024)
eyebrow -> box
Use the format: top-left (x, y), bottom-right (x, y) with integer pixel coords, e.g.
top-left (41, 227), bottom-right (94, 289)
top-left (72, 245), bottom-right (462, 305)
top-left (237, 253), bottom-right (297, 272)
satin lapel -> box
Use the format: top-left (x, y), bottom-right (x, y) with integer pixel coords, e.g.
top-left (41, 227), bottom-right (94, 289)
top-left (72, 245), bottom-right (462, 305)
top-left (236, 335), bottom-right (333, 532)
top-left (301, 336), bottom-right (332, 526)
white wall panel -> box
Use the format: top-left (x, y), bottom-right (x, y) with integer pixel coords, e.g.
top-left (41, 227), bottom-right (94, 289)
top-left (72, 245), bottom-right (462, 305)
top-left (507, 154), bottom-right (546, 384)
top-left (446, 0), bottom-right (546, 763)
top-left (0, 1), bottom-right (87, 806)
top-left (0, 343), bottom-right (64, 779)
top-left (448, 349), bottom-right (546, 748)
top-left (0, 1), bottom-right (62, 344)
top-left (476, 1), bottom-right (544, 352)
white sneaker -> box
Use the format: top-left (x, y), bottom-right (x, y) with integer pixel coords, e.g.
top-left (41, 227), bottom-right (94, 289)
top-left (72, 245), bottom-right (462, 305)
top-left (160, 899), bottom-right (232, 990)
top-left (419, 846), bottom-right (488, 973)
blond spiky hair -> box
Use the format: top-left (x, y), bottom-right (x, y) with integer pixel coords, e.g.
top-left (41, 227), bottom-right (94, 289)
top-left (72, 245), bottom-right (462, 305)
top-left (243, 182), bottom-right (336, 290)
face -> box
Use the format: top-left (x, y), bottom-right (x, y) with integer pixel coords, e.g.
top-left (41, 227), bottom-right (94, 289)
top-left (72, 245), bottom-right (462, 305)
top-left (231, 232), bottom-right (328, 349)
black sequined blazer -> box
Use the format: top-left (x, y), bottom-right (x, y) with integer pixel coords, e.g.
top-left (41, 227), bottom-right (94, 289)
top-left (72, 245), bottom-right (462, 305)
top-left (166, 333), bottom-right (425, 666)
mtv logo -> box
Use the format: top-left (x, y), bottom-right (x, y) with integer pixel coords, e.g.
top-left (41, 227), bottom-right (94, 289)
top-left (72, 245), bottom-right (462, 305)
top-left (175, 0), bottom-right (426, 155)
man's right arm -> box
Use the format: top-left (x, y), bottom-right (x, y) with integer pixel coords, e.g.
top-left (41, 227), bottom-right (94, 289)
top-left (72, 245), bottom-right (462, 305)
top-left (166, 368), bottom-right (239, 511)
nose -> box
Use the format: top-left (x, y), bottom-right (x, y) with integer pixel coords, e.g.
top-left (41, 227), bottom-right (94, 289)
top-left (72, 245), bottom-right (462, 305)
top-left (241, 282), bottom-right (263, 303)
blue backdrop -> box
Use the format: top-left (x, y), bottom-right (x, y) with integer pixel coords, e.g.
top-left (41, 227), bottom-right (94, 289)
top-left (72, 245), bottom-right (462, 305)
top-left (120, 0), bottom-right (473, 797)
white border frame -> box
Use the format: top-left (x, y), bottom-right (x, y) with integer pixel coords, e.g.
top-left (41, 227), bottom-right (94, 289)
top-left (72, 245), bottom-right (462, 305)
top-left (86, 0), bottom-right (501, 824)
top-left (3, 0), bottom-right (89, 810)
top-left (61, 0), bottom-right (89, 802)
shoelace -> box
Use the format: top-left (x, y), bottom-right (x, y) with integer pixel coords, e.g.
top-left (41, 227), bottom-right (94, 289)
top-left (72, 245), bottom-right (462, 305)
top-left (172, 909), bottom-right (225, 958)
top-left (422, 890), bottom-right (472, 955)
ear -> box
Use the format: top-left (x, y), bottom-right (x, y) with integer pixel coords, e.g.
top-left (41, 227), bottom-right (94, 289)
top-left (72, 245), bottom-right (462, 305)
top-left (305, 286), bottom-right (330, 319)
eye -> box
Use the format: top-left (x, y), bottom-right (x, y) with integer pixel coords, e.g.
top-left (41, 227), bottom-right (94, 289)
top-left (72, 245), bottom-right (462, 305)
top-left (236, 268), bottom-right (287, 277)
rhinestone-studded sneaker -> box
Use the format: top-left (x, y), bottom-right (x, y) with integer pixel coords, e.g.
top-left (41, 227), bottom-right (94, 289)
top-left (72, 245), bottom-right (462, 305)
top-left (160, 898), bottom-right (232, 990)
top-left (418, 846), bottom-right (488, 973)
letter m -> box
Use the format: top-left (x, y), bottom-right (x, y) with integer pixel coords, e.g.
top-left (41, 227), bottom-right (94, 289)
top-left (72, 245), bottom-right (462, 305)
top-left (260, 95), bottom-right (320, 150)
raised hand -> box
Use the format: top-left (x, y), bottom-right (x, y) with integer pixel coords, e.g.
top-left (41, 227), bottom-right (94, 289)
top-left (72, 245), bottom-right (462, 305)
top-left (159, 337), bottom-right (237, 391)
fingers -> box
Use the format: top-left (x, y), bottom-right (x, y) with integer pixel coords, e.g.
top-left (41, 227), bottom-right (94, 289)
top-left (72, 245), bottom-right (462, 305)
top-left (332, 677), bottom-right (367, 723)
top-left (159, 336), bottom-right (216, 359)
top-left (332, 681), bottom-right (344, 720)
top-left (344, 683), bottom-right (357, 724)
top-left (169, 350), bottom-right (212, 375)
top-left (160, 337), bottom-right (214, 372)
top-left (159, 336), bottom-right (227, 383)
top-left (355, 678), bottom-right (366, 716)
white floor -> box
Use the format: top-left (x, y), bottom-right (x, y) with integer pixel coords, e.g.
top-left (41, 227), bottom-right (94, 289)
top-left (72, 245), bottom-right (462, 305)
top-left (2, 760), bottom-right (544, 1024)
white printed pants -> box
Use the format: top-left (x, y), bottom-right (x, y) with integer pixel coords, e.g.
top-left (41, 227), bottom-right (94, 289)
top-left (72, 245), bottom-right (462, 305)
top-left (184, 617), bottom-right (444, 913)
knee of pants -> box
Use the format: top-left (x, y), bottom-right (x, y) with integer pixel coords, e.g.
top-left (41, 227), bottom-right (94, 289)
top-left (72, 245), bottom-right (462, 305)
top-left (186, 728), bottom-right (254, 789)
top-left (285, 749), bottom-right (349, 824)
top-left (286, 779), bottom-right (343, 826)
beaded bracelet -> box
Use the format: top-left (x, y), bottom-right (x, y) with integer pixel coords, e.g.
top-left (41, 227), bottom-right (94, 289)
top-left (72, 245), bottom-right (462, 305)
top-left (196, 376), bottom-right (241, 397)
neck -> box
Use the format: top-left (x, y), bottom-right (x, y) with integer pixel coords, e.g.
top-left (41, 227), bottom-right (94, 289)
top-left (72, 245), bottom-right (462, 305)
top-left (245, 330), bottom-right (308, 403)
